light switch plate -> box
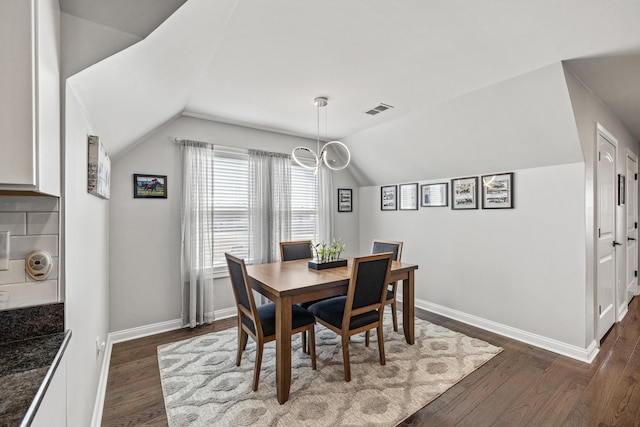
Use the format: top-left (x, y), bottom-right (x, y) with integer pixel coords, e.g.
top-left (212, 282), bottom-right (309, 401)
top-left (0, 231), bottom-right (9, 271)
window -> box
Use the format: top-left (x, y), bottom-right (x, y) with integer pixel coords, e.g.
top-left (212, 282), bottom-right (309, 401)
top-left (291, 165), bottom-right (318, 242)
top-left (212, 152), bottom-right (249, 272)
top-left (210, 151), bottom-right (318, 274)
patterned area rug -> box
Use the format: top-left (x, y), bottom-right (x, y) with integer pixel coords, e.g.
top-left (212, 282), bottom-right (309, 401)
top-left (157, 314), bottom-right (502, 427)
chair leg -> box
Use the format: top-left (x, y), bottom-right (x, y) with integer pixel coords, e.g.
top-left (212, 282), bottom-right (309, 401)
top-left (308, 326), bottom-right (317, 370)
top-left (302, 331), bottom-right (308, 354)
top-left (391, 300), bottom-right (398, 332)
top-left (253, 341), bottom-right (264, 391)
top-left (376, 324), bottom-right (386, 366)
top-left (342, 334), bottom-right (351, 382)
top-left (237, 327), bottom-right (248, 366)
top-left (365, 330), bottom-right (370, 347)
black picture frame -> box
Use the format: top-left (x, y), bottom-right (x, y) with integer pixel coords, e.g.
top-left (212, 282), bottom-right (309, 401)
top-left (481, 172), bottom-right (514, 209)
top-left (451, 176), bottom-right (478, 210)
top-left (399, 183), bottom-right (419, 210)
top-left (618, 174), bottom-right (625, 206)
top-left (133, 174), bottom-right (167, 199)
top-left (338, 188), bottom-right (353, 212)
top-left (381, 185), bottom-right (397, 211)
top-left (421, 182), bottom-right (448, 207)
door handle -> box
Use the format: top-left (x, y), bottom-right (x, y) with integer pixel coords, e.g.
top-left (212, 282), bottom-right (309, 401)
top-left (628, 237), bottom-right (637, 241)
top-left (613, 241), bottom-right (623, 247)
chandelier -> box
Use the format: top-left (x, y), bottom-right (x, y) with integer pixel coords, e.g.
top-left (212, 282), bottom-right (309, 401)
top-left (292, 97), bottom-right (351, 174)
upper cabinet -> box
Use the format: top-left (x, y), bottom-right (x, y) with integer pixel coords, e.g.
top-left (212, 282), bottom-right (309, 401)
top-left (0, 0), bottom-right (60, 196)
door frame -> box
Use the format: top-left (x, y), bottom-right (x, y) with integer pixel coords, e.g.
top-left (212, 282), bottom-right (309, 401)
top-left (625, 148), bottom-right (638, 302)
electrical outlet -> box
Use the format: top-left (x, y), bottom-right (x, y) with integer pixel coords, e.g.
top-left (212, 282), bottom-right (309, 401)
top-left (95, 336), bottom-right (106, 357)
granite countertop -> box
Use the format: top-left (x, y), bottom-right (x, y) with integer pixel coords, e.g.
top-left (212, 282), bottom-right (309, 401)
top-left (0, 303), bottom-right (70, 427)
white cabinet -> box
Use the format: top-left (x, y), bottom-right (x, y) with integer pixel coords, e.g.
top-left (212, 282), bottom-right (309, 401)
top-left (0, 0), bottom-right (60, 196)
top-left (31, 350), bottom-right (67, 427)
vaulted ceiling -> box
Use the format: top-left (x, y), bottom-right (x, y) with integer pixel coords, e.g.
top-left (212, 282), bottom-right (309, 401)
top-left (61, 0), bottom-right (640, 159)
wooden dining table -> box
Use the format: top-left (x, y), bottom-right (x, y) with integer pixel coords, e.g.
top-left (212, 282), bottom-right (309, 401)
top-left (245, 257), bottom-right (419, 404)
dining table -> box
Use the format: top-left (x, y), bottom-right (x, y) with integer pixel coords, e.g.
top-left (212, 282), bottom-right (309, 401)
top-left (245, 257), bottom-right (419, 404)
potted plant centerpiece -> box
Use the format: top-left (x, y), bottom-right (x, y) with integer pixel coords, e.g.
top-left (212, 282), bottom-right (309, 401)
top-left (309, 239), bottom-right (347, 270)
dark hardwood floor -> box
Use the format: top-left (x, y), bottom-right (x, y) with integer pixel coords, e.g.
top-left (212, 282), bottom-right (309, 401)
top-left (102, 297), bottom-right (640, 426)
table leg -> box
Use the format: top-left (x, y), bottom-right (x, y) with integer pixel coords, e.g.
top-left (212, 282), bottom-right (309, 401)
top-left (402, 270), bottom-right (415, 344)
top-left (275, 296), bottom-right (293, 404)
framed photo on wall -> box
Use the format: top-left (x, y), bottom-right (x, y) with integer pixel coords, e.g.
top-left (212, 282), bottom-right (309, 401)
top-left (451, 176), bottom-right (478, 210)
top-left (87, 135), bottom-right (111, 200)
top-left (133, 174), bottom-right (167, 199)
top-left (399, 183), bottom-right (418, 210)
top-left (338, 188), bottom-right (353, 212)
top-left (421, 182), bottom-right (448, 207)
top-left (481, 172), bottom-right (514, 209)
top-left (618, 174), bottom-right (625, 206)
top-left (381, 185), bottom-right (397, 211)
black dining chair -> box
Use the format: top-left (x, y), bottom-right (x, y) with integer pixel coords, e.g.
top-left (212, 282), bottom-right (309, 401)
top-left (225, 252), bottom-right (317, 391)
top-left (371, 239), bottom-right (403, 333)
top-left (307, 252), bottom-right (393, 381)
top-left (279, 240), bottom-right (313, 261)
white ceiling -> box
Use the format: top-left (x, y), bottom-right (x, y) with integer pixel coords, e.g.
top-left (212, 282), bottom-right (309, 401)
top-left (61, 0), bottom-right (640, 158)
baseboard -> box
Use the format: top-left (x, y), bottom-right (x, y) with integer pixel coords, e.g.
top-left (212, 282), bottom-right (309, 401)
top-left (414, 297), bottom-right (596, 363)
top-left (91, 307), bottom-right (237, 425)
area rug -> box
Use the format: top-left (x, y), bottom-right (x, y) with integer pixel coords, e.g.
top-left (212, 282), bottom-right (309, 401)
top-left (157, 314), bottom-right (502, 427)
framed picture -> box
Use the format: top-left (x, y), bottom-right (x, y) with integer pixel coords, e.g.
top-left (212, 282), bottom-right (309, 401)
top-left (421, 182), bottom-right (448, 207)
top-left (451, 176), bottom-right (478, 210)
top-left (87, 135), bottom-right (111, 200)
top-left (381, 185), bottom-right (397, 211)
top-left (481, 172), bottom-right (514, 209)
top-left (399, 183), bottom-right (418, 210)
top-left (133, 174), bottom-right (167, 199)
top-left (618, 174), bottom-right (625, 206)
top-left (338, 188), bottom-right (353, 212)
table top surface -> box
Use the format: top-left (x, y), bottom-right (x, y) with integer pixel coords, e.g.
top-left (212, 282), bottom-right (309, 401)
top-left (245, 257), bottom-right (418, 297)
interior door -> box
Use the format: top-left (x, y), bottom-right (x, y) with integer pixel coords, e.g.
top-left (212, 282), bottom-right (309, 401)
top-left (597, 131), bottom-right (617, 340)
top-left (626, 151), bottom-right (638, 302)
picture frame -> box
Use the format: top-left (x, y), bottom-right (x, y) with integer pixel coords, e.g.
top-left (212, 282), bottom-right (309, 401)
top-left (481, 172), bottom-right (514, 209)
top-left (451, 176), bottom-right (478, 210)
top-left (338, 188), bottom-right (353, 212)
top-left (87, 135), bottom-right (111, 200)
top-left (421, 182), bottom-right (448, 207)
top-left (618, 174), bottom-right (625, 206)
top-left (399, 183), bottom-right (419, 210)
top-left (133, 174), bottom-right (167, 199)
top-left (381, 185), bottom-right (397, 211)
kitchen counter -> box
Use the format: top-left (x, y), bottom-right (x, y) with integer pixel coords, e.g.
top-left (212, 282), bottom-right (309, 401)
top-left (0, 303), bottom-right (70, 427)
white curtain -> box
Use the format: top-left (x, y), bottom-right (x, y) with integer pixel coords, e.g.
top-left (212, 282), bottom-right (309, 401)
top-left (180, 141), bottom-right (215, 328)
top-left (316, 165), bottom-right (334, 245)
top-left (248, 149), bottom-right (292, 265)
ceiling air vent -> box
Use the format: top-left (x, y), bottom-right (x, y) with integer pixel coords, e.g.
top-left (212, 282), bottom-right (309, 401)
top-left (364, 103), bottom-right (394, 115)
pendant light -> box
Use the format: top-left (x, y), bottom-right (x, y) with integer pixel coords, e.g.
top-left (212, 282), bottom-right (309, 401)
top-left (292, 97), bottom-right (351, 174)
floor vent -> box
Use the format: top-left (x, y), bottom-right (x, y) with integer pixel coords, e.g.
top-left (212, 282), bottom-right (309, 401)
top-left (364, 103), bottom-right (394, 115)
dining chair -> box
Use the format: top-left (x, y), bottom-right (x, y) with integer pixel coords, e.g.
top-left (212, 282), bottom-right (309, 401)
top-left (371, 239), bottom-right (403, 333)
top-left (225, 252), bottom-right (317, 391)
top-left (307, 252), bottom-right (393, 381)
top-left (279, 240), bottom-right (313, 261)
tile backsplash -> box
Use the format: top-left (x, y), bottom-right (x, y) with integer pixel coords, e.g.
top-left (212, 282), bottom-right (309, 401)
top-left (0, 196), bottom-right (59, 310)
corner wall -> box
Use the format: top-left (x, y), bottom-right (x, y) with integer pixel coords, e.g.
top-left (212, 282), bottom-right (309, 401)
top-left (108, 115), bottom-right (360, 333)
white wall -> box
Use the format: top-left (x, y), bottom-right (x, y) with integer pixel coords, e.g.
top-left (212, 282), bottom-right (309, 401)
top-left (360, 163), bottom-right (587, 349)
top-left (63, 86), bottom-right (110, 427)
top-left (108, 115), bottom-right (360, 333)
top-left (344, 62), bottom-right (584, 187)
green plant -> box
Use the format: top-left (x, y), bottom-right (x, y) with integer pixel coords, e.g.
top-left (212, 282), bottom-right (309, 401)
top-left (312, 238), bottom-right (345, 263)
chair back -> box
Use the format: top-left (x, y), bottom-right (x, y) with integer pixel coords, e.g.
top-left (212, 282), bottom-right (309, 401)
top-left (347, 253), bottom-right (393, 316)
top-left (280, 240), bottom-right (313, 261)
top-left (371, 239), bottom-right (403, 262)
top-left (225, 253), bottom-right (261, 336)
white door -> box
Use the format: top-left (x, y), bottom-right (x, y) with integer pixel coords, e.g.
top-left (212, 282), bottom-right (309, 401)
top-left (626, 151), bottom-right (638, 301)
top-left (597, 130), bottom-right (617, 340)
